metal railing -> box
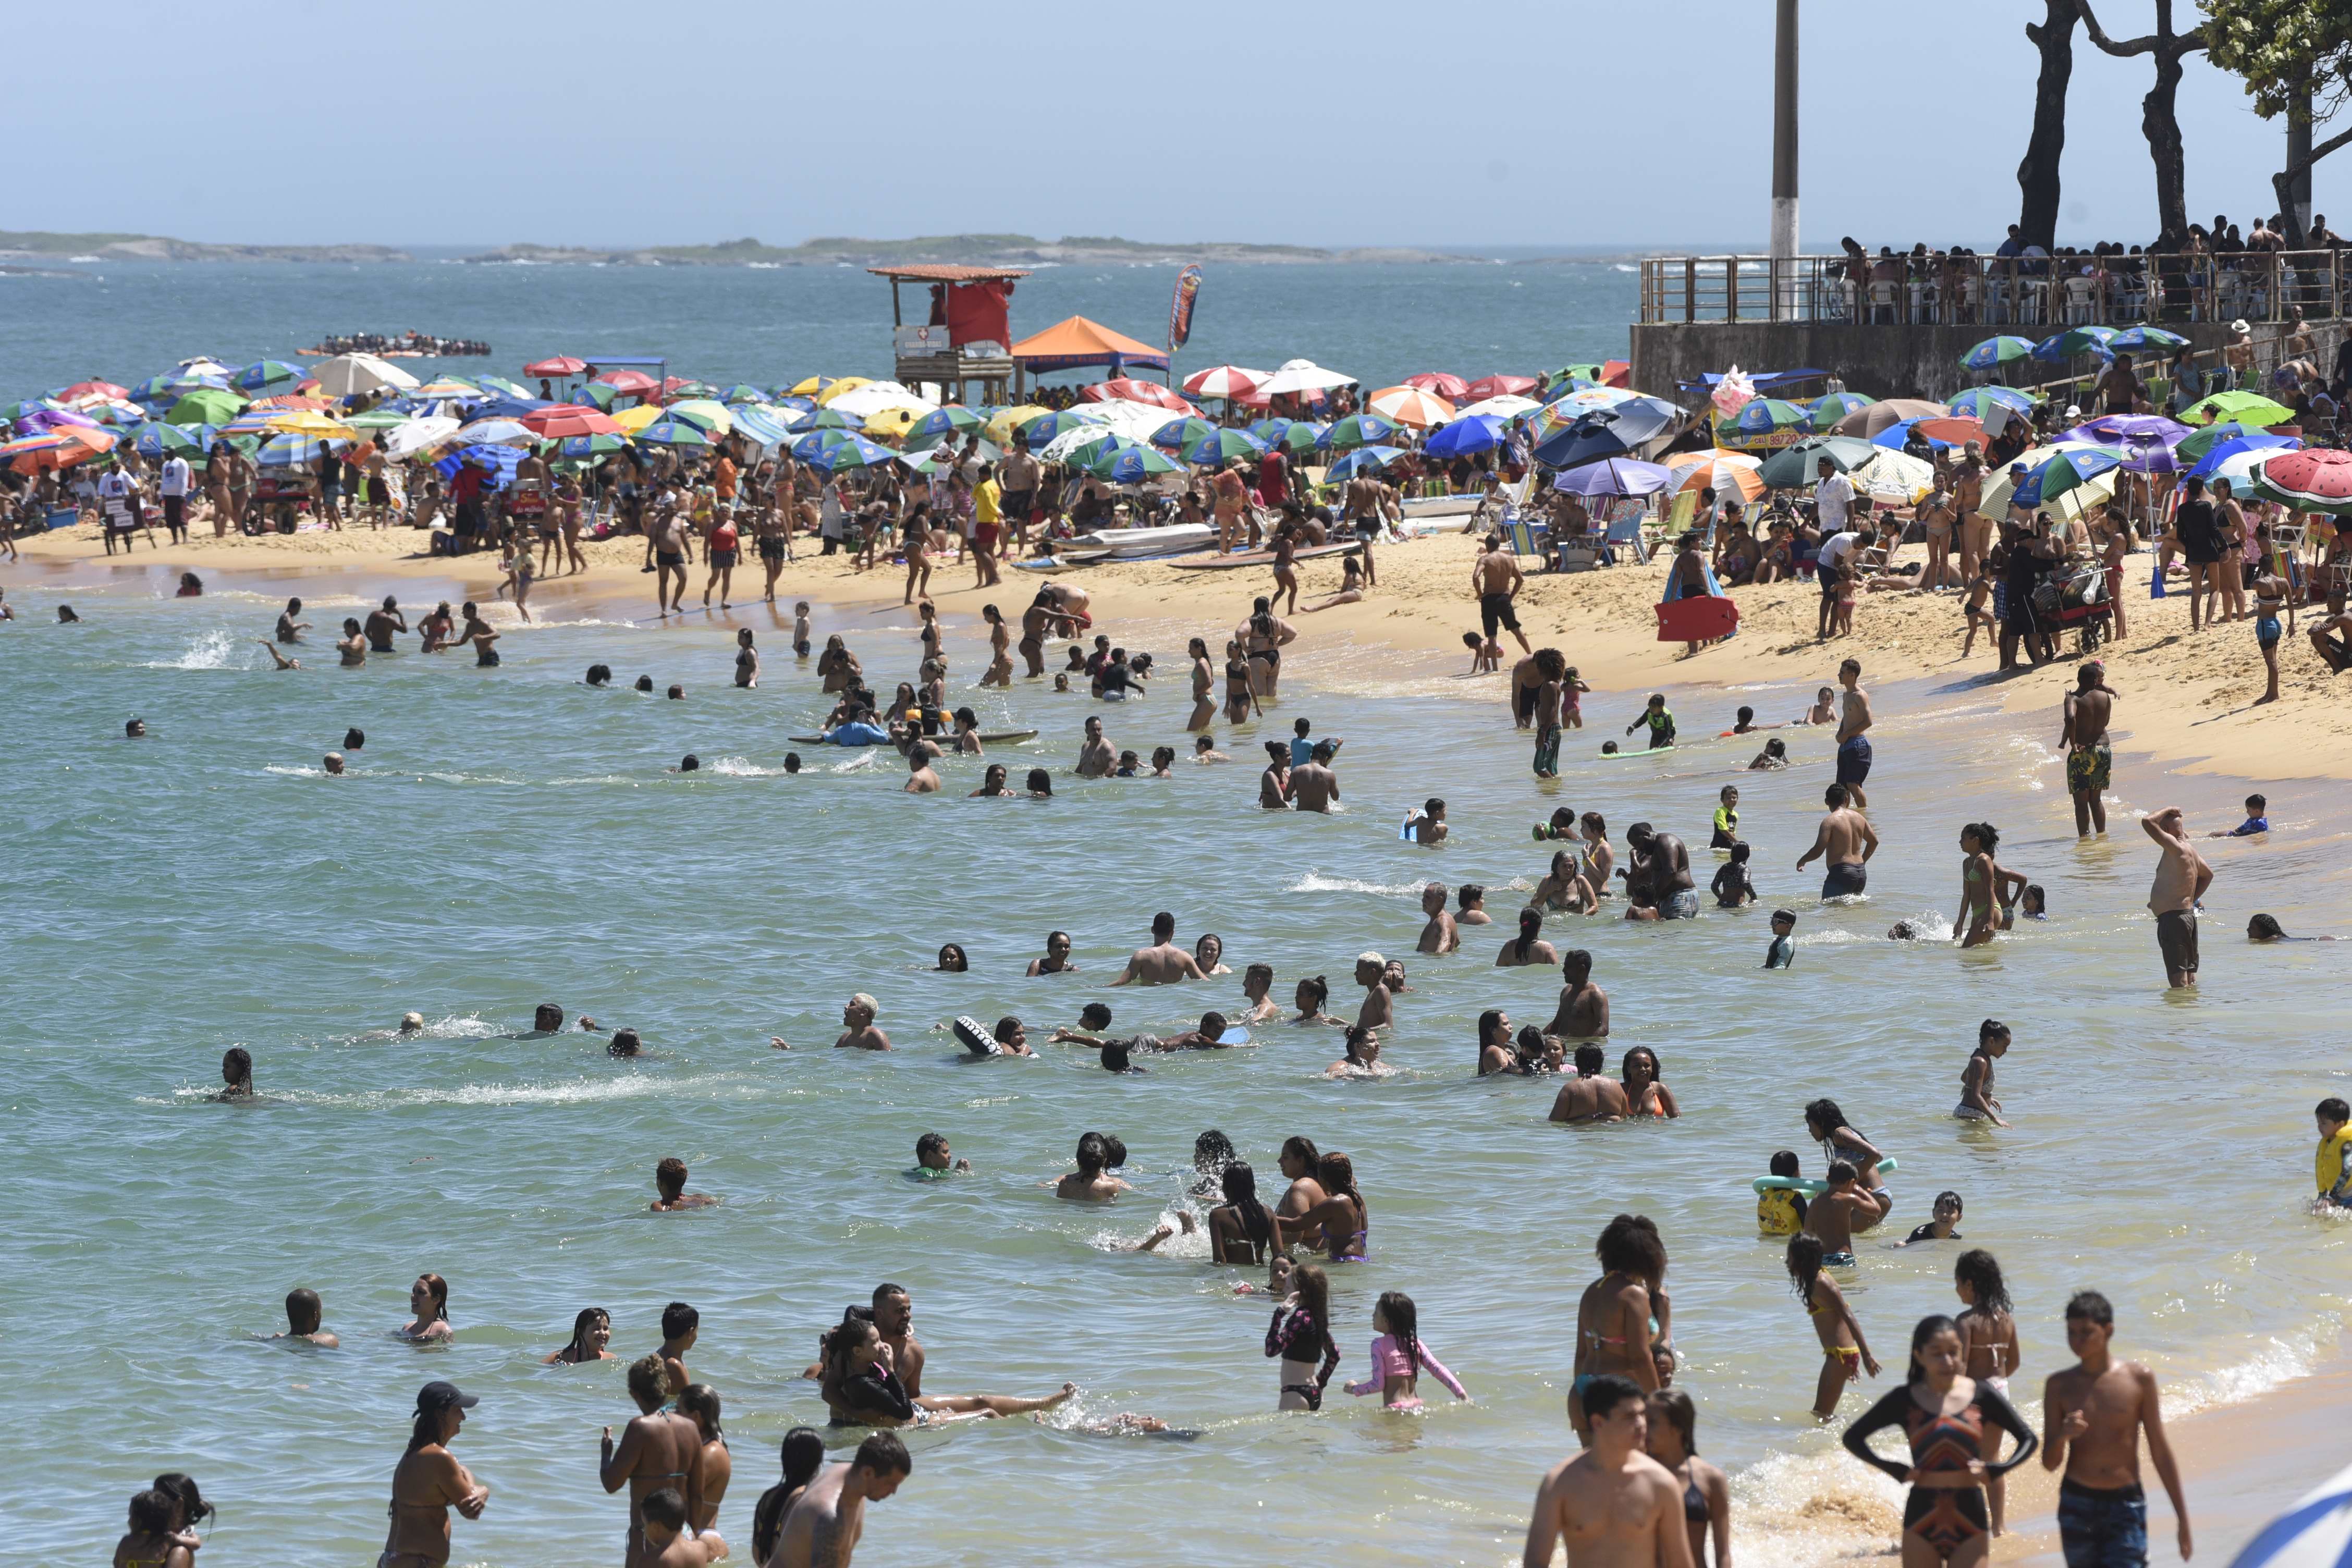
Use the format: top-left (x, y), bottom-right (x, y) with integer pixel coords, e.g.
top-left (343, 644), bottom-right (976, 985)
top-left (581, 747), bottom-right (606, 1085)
top-left (1639, 251), bottom-right (2349, 328)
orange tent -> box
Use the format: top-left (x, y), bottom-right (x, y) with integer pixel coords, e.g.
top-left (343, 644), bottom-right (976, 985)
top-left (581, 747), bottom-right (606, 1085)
top-left (1009, 315), bottom-right (1168, 376)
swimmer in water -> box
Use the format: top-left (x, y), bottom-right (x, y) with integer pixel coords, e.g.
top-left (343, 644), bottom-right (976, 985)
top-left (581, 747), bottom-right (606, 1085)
top-left (1326, 1025), bottom-right (1392, 1078)
top-left (1416, 882), bottom-right (1460, 954)
top-left (1238, 962), bottom-right (1279, 1023)
top-left (1800, 685), bottom-right (1837, 725)
top-left (401, 1272), bottom-right (455, 1342)
top-left (1055, 1132), bottom-right (1131, 1201)
top-left (1343, 1291), bottom-right (1467, 1410)
top-left (912, 1131), bottom-right (972, 1178)
top-left (381, 1381), bottom-right (489, 1567)
top-left (934, 944), bottom-right (967, 973)
top-left (2247, 913), bottom-right (2338, 941)
top-left (217, 1047), bottom-right (254, 1100)
top-left (255, 640), bottom-right (301, 669)
top-left (971, 763), bottom-right (1011, 798)
top-left (1955, 1020), bottom-right (2011, 1125)
top-left (398, 1011), bottom-right (426, 1034)
top-left (1456, 883), bottom-right (1491, 925)
top-left (1497, 908), bottom-right (1559, 969)
top-left (1290, 975), bottom-right (1341, 1025)
top-left (835, 995), bottom-right (890, 1050)
top-left (1026, 930), bottom-right (1077, 975)
top-left (1748, 737), bottom-right (1789, 769)
top-left (323, 752), bottom-right (347, 775)
top-left (651, 1157), bottom-right (718, 1211)
top-left (545, 1307), bottom-right (615, 1363)
top-left (269, 1287), bottom-right (339, 1348)
top-left (1193, 733), bottom-right (1230, 764)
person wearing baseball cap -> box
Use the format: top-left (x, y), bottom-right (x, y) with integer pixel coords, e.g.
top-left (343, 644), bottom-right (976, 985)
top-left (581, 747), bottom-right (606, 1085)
top-left (382, 1382), bottom-right (487, 1568)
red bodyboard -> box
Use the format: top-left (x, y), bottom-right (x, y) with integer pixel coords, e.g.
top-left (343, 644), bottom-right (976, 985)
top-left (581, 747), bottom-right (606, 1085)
top-left (1655, 595), bottom-right (1740, 642)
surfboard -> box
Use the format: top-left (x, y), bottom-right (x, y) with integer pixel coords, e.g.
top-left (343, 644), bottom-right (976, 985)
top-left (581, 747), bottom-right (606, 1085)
top-left (1597, 745), bottom-right (1675, 761)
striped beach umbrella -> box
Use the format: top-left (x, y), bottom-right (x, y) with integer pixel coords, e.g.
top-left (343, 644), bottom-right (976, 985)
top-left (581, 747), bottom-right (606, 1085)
top-left (1366, 385), bottom-right (1457, 427)
top-left (1662, 449), bottom-right (1765, 503)
top-left (1181, 365), bottom-right (1268, 400)
top-left (254, 434), bottom-right (350, 468)
top-left (435, 444), bottom-right (523, 489)
top-left (728, 406), bottom-right (793, 447)
top-left (666, 399), bottom-right (734, 436)
top-left (2216, 1458), bottom-right (2352, 1568)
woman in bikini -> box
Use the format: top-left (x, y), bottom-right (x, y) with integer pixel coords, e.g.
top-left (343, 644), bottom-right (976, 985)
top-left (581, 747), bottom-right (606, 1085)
top-left (1496, 909), bottom-right (1559, 969)
top-left (401, 1273), bottom-right (454, 1342)
top-left (677, 1384), bottom-right (730, 1537)
top-left (1184, 636), bottom-right (1217, 730)
top-left (1531, 849), bottom-right (1596, 915)
top-left (1223, 639), bottom-right (1259, 725)
top-left (1953, 1251), bottom-right (2023, 1535)
top-left (1646, 1389), bottom-right (1732, 1568)
top-left (1270, 523), bottom-right (1301, 613)
top-left (1206, 1160), bottom-right (1274, 1265)
top-left (1842, 1314), bottom-right (2038, 1567)
top-left (1578, 812), bottom-right (1615, 893)
top-left (1569, 1214), bottom-right (1666, 1442)
top-left (1263, 1261), bottom-right (1341, 1411)
top-left (1788, 1232), bottom-right (1878, 1419)
top-left (544, 1307), bottom-right (615, 1364)
top-left (1804, 1098), bottom-right (1891, 1220)
top-left (383, 1386), bottom-right (488, 1568)
top-left (1621, 1046), bottom-right (1681, 1118)
top-left (1954, 823), bottom-right (2026, 949)
top-left (979, 604), bottom-right (1013, 687)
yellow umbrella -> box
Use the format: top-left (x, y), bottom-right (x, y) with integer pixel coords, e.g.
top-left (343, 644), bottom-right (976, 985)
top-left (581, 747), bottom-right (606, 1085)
top-left (666, 398), bottom-right (734, 437)
top-left (865, 407), bottom-right (921, 439)
top-left (812, 375), bottom-right (872, 407)
top-left (985, 404), bottom-right (1050, 445)
top-left (266, 410), bottom-right (352, 437)
top-left (786, 375), bottom-right (836, 397)
top-left (612, 403), bottom-right (664, 434)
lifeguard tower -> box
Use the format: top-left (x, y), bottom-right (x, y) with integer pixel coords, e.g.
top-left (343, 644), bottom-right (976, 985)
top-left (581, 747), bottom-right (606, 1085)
top-left (868, 264), bottom-right (1026, 407)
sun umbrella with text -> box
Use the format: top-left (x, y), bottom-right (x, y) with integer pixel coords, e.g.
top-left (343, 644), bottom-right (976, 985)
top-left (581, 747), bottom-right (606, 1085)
top-left (1184, 429), bottom-right (1268, 466)
top-left (2250, 447), bottom-right (2352, 513)
top-left (132, 371), bottom-right (227, 405)
top-left (2032, 325), bottom-right (2120, 361)
top-left (1424, 413), bottom-right (1507, 458)
top-left (1150, 417), bottom-right (1220, 451)
top-left (1756, 436), bottom-right (1880, 489)
top-left (805, 434), bottom-right (893, 472)
top-left (1717, 398), bottom-right (1812, 447)
top-left (165, 387), bottom-right (246, 426)
top-left (790, 430), bottom-right (851, 463)
top-left (1252, 419), bottom-right (1326, 455)
top-left (556, 433), bottom-right (631, 461)
top-left (2179, 390), bottom-right (2294, 428)
top-left (1551, 458), bottom-right (1669, 497)
top-left (2187, 432), bottom-right (2297, 480)
top-left (909, 406), bottom-right (982, 444)
top-left (232, 360), bottom-right (306, 394)
top-left (1808, 391), bottom-right (1875, 424)
top-left (2013, 447), bottom-right (2122, 508)
top-left (2107, 325), bottom-right (2189, 352)
top-left (1324, 446), bottom-right (1406, 482)
top-left (1016, 407), bottom-right (1109, 445)
top-left (2173, 421), bottom-right (2265, 462)
top-left (633, 418), bottom-right (713, 448)
top-left (1319, 413), bottom-right (1399, 452)
top-left (126, 421), bottom-right (206, 458)
top-left (1961, 336), bottom-right (2036, 370)
top-left (719, 385), bottom-right (769, 405)
top-left (1088, 442), bottom-right (1182, 484)
top-left (1946, 386), bottom-right (2036, 420)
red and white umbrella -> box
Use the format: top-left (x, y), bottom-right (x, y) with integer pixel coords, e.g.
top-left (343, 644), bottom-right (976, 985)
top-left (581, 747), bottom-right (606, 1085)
top-left (524, 357), bottom-right (590, 377)
top-left (522, 405), bottom-right (623, 439)
top-left (1082, 378), bottom-right (1199, 414)
top-left (2251, 446), bottom-right (2352, 513)
top-left (1181, 364), bottom-right (1266, 400)
top-left (596, 369), bottom-right (660, 395)
top-left (1366, 385), bottom-right (1457, 427)
top-left (1462, 373), bottom-right (1538, 402)
top-left (1404, 371), bottom-right (1471, 400)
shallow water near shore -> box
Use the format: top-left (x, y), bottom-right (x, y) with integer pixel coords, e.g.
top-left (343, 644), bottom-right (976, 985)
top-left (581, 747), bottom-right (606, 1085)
top-left (4, 569), bottom-right (2347, 1567)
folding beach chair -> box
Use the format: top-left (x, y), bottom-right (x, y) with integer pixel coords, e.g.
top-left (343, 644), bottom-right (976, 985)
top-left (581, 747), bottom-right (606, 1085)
top-left (1600, 513), bottom-right (1651, 566)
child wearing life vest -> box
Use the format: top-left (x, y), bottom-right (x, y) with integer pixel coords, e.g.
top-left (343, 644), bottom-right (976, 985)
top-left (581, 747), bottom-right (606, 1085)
top-left (1758, 1149), bottom-right (1807, 1235)
top-left (2316, 1097), bottom-right (2352, 1209)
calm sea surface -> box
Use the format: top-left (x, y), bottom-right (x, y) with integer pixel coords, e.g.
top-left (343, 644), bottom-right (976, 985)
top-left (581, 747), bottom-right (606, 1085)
top-left (3, 558), bottom-right (2347, 1567)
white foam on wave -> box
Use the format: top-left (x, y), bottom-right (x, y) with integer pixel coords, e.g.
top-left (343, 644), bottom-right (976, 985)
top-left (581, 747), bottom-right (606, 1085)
top-left (1087, 1205), bottom-right (1210, 1259)
top-left (144, 629), bottom-right (244, 670)
top-left (1286, 872), bottom-right (1426, 897)
top-left (191, 589), bottom-right (370, 608)
top-left (709, 756), bottom-right (791, 777)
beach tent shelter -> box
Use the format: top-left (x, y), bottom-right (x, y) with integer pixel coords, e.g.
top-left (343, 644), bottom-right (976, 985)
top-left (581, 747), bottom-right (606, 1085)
top-left (1010, 316), bottom-right (1169, 395)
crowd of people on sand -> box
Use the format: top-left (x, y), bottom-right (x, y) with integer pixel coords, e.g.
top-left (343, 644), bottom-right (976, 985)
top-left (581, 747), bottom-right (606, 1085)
top-left (67, 474), bottom-right (2352, 1568)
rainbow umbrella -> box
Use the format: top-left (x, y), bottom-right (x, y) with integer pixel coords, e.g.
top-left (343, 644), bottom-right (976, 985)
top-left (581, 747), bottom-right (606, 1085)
top-left (0, 430), bottom-right (70, 462)
top-left (2250, 447), bottom-right (2352, 513)
top-left (1960, 336), bottom-right (2036, 370)
top-left (1183, 428), bottom-right (1269, 466)
top-left (1319, 413), bottom-right (1399, 451)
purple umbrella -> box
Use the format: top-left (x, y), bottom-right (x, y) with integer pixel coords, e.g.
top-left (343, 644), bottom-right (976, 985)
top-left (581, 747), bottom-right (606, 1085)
top-left (1552, 457), bottom-right (1670, 497)
top-left (2062, 413), bottom-right (2191, 446)
top-left (16, 407), bottom-right (101, 434)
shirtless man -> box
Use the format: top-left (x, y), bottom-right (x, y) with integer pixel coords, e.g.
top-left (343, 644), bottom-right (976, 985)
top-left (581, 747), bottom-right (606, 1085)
top-left (1953, 445), bottom-right (1989, 581)
top-left (270, 1287), bottom-right (339, 1347)
top-left (1352, 952), bottom-right (1395, 1033)
top-left (1833, 658), bottom-right (1873, 808)
top-left (1416, 882), bottom-right (1460, 954)
top-left (2040, 1292), bottom-right (2191, 1568)
top-left (1522, 1373), bottom-right (1695, 1568)
top-left (653, 506), bottom-right (694, 618)
top-left (276, 597), bottom-right (311, 643)
top-left (381, 1381), bottom-right (488, 1568)
top-left (1802, 1161), bottom-right (1893, 1265)
top-left (2061, 663), bottom-right (2117, 836)
top-left (2308, 584), bottom-right (2352, 673)
top-left (1075, 715), bottom-right (1116, 778)
top-left (904, 742), bottom-right (942, 794)
top-left (1545, 949), bottom-right (1610, 1039)
top-left (871, 1285), bottom-right (927, 1396)
top-left (1796, 783), bottom-right (1878, 901)
top-left (2141, 807), bottom-right (2212, 989)
top-left (650, 1157), bottom-right (717, 1211)
top-left (1474, 535), bottom-right (1534, 656)
top-left (364, 595), bottom-right (408, 654)
top-left (771, 1433), bottom-right (910, 1568)
top-left (634, 1488), bottom-right (721, 1568)
top-left (1548, 1043), bottom-right (1631, 1123)
top-left (601, 1354), bottom-right (705, 1568)
top-left (1110, 912), bottom-right (1206, 986)
top-left (1509, 650), bottom-right (1553, 730)
top-left (657, 1303), bottom-right (699, 1394)
top-left (1055, 1131), bottom-right (1130, 1200)
top-left (1622, 824), bottom-right (1697, 921)
top-left (835, 994), bottom-right (891, 1050)
top-left (1288, 741), bottom-right (1341, 812)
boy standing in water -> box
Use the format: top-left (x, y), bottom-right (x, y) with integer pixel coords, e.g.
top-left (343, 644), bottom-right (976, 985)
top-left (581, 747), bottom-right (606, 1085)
top-left (2041, 1292), bottom-right (2192, 1568)
top-left (1763, 909), bottom-right (1797, 969)
top-left (1521, 1375), bottom-right (1696, 1568)
top-left (1533, 650), bottom-right (1566, 778)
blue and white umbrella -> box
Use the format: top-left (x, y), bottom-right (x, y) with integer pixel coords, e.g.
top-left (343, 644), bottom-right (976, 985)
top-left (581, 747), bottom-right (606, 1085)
top-left (729, 406), bottom-right (793, 447)
top-left (434, 444), bottom-right (524, 489)
top-left (1552, 457), bottom-right (1670, 497)
top-left (1324, 445), bottom-right (1407, 481)
top-left (1424, 413), bottom-right (1506, 458)
top-left (2226, 1460), bottom-right (2352, 1568)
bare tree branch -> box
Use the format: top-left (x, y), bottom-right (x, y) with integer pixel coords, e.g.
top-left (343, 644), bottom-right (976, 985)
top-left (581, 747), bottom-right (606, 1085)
top-left (2075, 0), bottom-right (2206, 62)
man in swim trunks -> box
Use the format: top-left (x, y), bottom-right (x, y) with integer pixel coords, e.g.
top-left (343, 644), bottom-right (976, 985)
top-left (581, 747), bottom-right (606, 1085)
top-left (1547, 1042), bottom-right (1630, 1123)
top-left (2060, 663), bottom-right (2117, 836)
top-left (2141, 807), bottom-right (2211, 989)
top-left (1833, 657), bottom-right (1873, 808)
top-left (1075, 715), bottom-right (1116, 778)
top-left (836, 995), bottom-right (891, 1050)
top-left (1544, 949), bottom-right (1610, 1038)
top-left (769, 1432), bottom-right (910, 1568)
top-left (1521, 1373), bottom-right (1696, 1568)
top-left (364, 596), bottom-right (408, 654)
top-left (2040, 1292), bottom-right (2191, 1568)
top-left (1796, 782), bottom-right (1877, 900)
top-left (1416, 881), bottom-right (1460, 954)
top-left (1623, 823), bottom-right (1697, 920)
top-left (1288, 741), bottom-right (1341, 812)
top-left (1803, 1161), bottom-right (1892, 1265)
top-left (1111, 913), bottom-right (1208, 986)
top-left (1472, 535), bottom-right (1533, 656)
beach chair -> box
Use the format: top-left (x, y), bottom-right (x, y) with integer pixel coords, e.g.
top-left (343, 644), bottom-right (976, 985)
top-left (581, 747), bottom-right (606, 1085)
top-left (1505, 517), bottom-right (1555, 569)
top-left (1599, 513), bottom-right (1651, 566)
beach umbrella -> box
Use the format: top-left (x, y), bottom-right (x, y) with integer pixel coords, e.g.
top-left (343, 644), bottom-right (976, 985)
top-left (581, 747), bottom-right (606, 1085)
top-left (1180, 365), bottom-right (1267, 400)
top-left (805, 434), bottom-right (892, 472)
top-left (249, 394), bottom-right (334, 412)
top-left (125, 421), bottom-right (204, 458)
top-left (2108, 325), bottom-right (2189, 352)
top-left (1183, 428), bottom-right (1269, 466)
top-left (383, 416), bottom-right (462, 458)
top-left (2174, 421), bottom-right (2263, 462)
top-left (663, 379), bottom-right (718, 401)
top-left (1717, 398), bottom-right (1813, 446)
top-left (453, 418), bottom-right (535, 447)
top-left (611, 403), bottom-right (665, 435)
top-left (1424, 413), bottom-right (1508, 458)
top-left (2185, 432), bottom-right (2298, 479)
top-left (1456, 395), bottom-right (1544, 422)
top-left (1551, 457), bottom-right (1670, 497)
top-left (1320, 412), bottom-right (1400, 451)
top-left (717, 384), bottom-right (769, 405)
top-left (268, 410), bottom-right (354, 438)
top-left (1540, 385), bottom-right (1645, 422)
top-left (572, 382), bottom-right (619, 410)
top-left (2013, 447), bottom-right (2123, 509)
top-left (983, 405), bottom-right (1050, 445)
top-left (665, 399), bottom-right (735, 435)
top-left (1324, 445), bottom-right (1407, 482)
top-left (2031, 325), bottom-right (2120, 362)
top-left (8, 426), bottom-right (115, 472)
top-left (132, 371), bottom-right (227, 405)
top-left (804, 406), bottom-right (870, 433)
top-left (1662, 449), bottom-right (1765, 503)
top-left (1258, 358), bottom-right (1355, 397)
top-left (254, 433), bottom-right (349, 468)
top-left (2250, 447), bottom-right (2352, 513)
top-left (2222, 1457), bottom-right (2352, 1568)
top-left (864, 407), bottom-right (921, 439)
top-left (1082, 378), bottom-right (1198, 414)
top-left (90, 398), bottom-right (151, 426)
top-left (1366, 385), bottom-right (1457, 427)
top-left (521, 405), bottom-right (621, 439)
top-left (1150, 416), bottom-right (1221, 451)
top-left (466, 396), bottom-right (552, 423)
top-left (413, 376), bottom-right (483, 399)
top-left (2064, 413), bottom-right (2191, 446)
top-left (473, 374), bottom-right (534, 401)
top-left (164, 387), bottom-right (246, 426)
top-left (557, 433), bottom-right (631, 460)
top-left (1756, 435), bottom-right (1880, 489)
top-left (1829, 397), bottom-right (1945, 437)
top-left (1255, 418), bottom-right (1326, 455)
top-left (2192, 447), bottom-right (2280, 489)
top-left (1808, 391), bottom-right (1876, 423)
top-left (1960, 336), bottom-right (2036, 370)
top-left (17, 406), bottom-right (100, 432)
top-left (57, 379), bottom-right (130, 405)
top-left (729, 406), bottom-right (793, 448)
top-left (1945, 386), bottom-right (2036, 420)
top-left (311, 353), bottom-right (421, 397)
top-left (342, 407), bottom-right (411, 432)
top-left (1847, 448), bottom-right (1938, 505)
top-left (232, 359), bottom-right (306, 394)
top-left (0, 430), bottom-right (70, 466)
top-left (909, 406), bottom-right (982, 444)
top-left (594, 368), bottom-right (661, 398)
top-left (524, 356), bottom-right (590, 378)
top-left (786, 375), bottom-right (837, 397)
top-left (1461, 373), bottom-right (1539, 401)
top-left (811, 375), bottom-right (873, 407)
top-left (217, 407), bottom-right (296, 436)
top-left (2179, 389), bottom-right (2294, 428)
top-left (2, 397), bottom-right (70, 422)
top-left (1086, 440), bottom-right (1181, 484)
top-left (1533, 415), bottom-right (1635, 469)
top-left (633, 418), bottom-right (712, 448)
top-left (791, 430), bottom-right (852, 463)
top-left (1403, 371), bottom-right (1471, 399)
top-left (1018, 407), bottom-right (1110, 445)
top-left (827, 383), bottom-right (936, 422)
top-left (1046, 428), bottom-right (1126, 467)
top-left (434, 444), bottom-right (523, 489)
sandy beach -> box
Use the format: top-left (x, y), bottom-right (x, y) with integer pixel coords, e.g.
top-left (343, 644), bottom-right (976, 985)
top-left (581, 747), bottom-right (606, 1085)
top-left (21, 517), bottom-right (2352, 780)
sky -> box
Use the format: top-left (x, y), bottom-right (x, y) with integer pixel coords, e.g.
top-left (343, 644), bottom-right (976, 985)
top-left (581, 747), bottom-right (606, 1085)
top-left (10, 1), bottom-right (2348, 252)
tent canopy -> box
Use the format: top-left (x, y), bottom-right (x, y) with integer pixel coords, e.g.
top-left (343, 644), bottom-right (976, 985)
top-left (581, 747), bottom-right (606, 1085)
top-left (1011, 315), bottom-right (1168, 376)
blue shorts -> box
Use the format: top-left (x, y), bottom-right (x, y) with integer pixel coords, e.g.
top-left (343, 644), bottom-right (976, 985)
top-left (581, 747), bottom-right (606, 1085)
top-left (1836, 734), bottom-right (1873, 786)
top-left (2059, 1481), bottom-right (2148, 1568)
top-left (2257, 615), bottom-right (2282, 648)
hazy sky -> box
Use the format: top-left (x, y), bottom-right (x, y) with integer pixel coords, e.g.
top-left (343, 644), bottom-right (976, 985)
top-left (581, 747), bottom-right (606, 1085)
top-left (10, 1), bottom-right (2346, 251)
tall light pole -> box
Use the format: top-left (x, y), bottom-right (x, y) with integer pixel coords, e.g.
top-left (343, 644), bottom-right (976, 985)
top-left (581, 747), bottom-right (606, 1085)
top-left (1771, 0), bottom-right (1799, 317)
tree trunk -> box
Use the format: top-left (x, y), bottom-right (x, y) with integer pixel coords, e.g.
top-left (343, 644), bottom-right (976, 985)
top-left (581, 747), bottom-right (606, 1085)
top-left (2018, 0), bottom-right (2079, 247)
top-left (2076, 3), bottom-right (2202, 240)
top-left (2277, 78), bottom-right (2314, 244)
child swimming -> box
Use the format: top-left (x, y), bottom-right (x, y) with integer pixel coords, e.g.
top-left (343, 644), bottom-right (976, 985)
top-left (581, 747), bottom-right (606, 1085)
top-left (1341, 1291), bottom-right (1467, 1410)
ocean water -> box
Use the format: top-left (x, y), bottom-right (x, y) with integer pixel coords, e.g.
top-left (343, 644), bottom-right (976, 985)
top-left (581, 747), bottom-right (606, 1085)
top-left (4, 562), bottom-right (2347, 1567)
top-left (0, 255), bottom-right (1640, 404)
